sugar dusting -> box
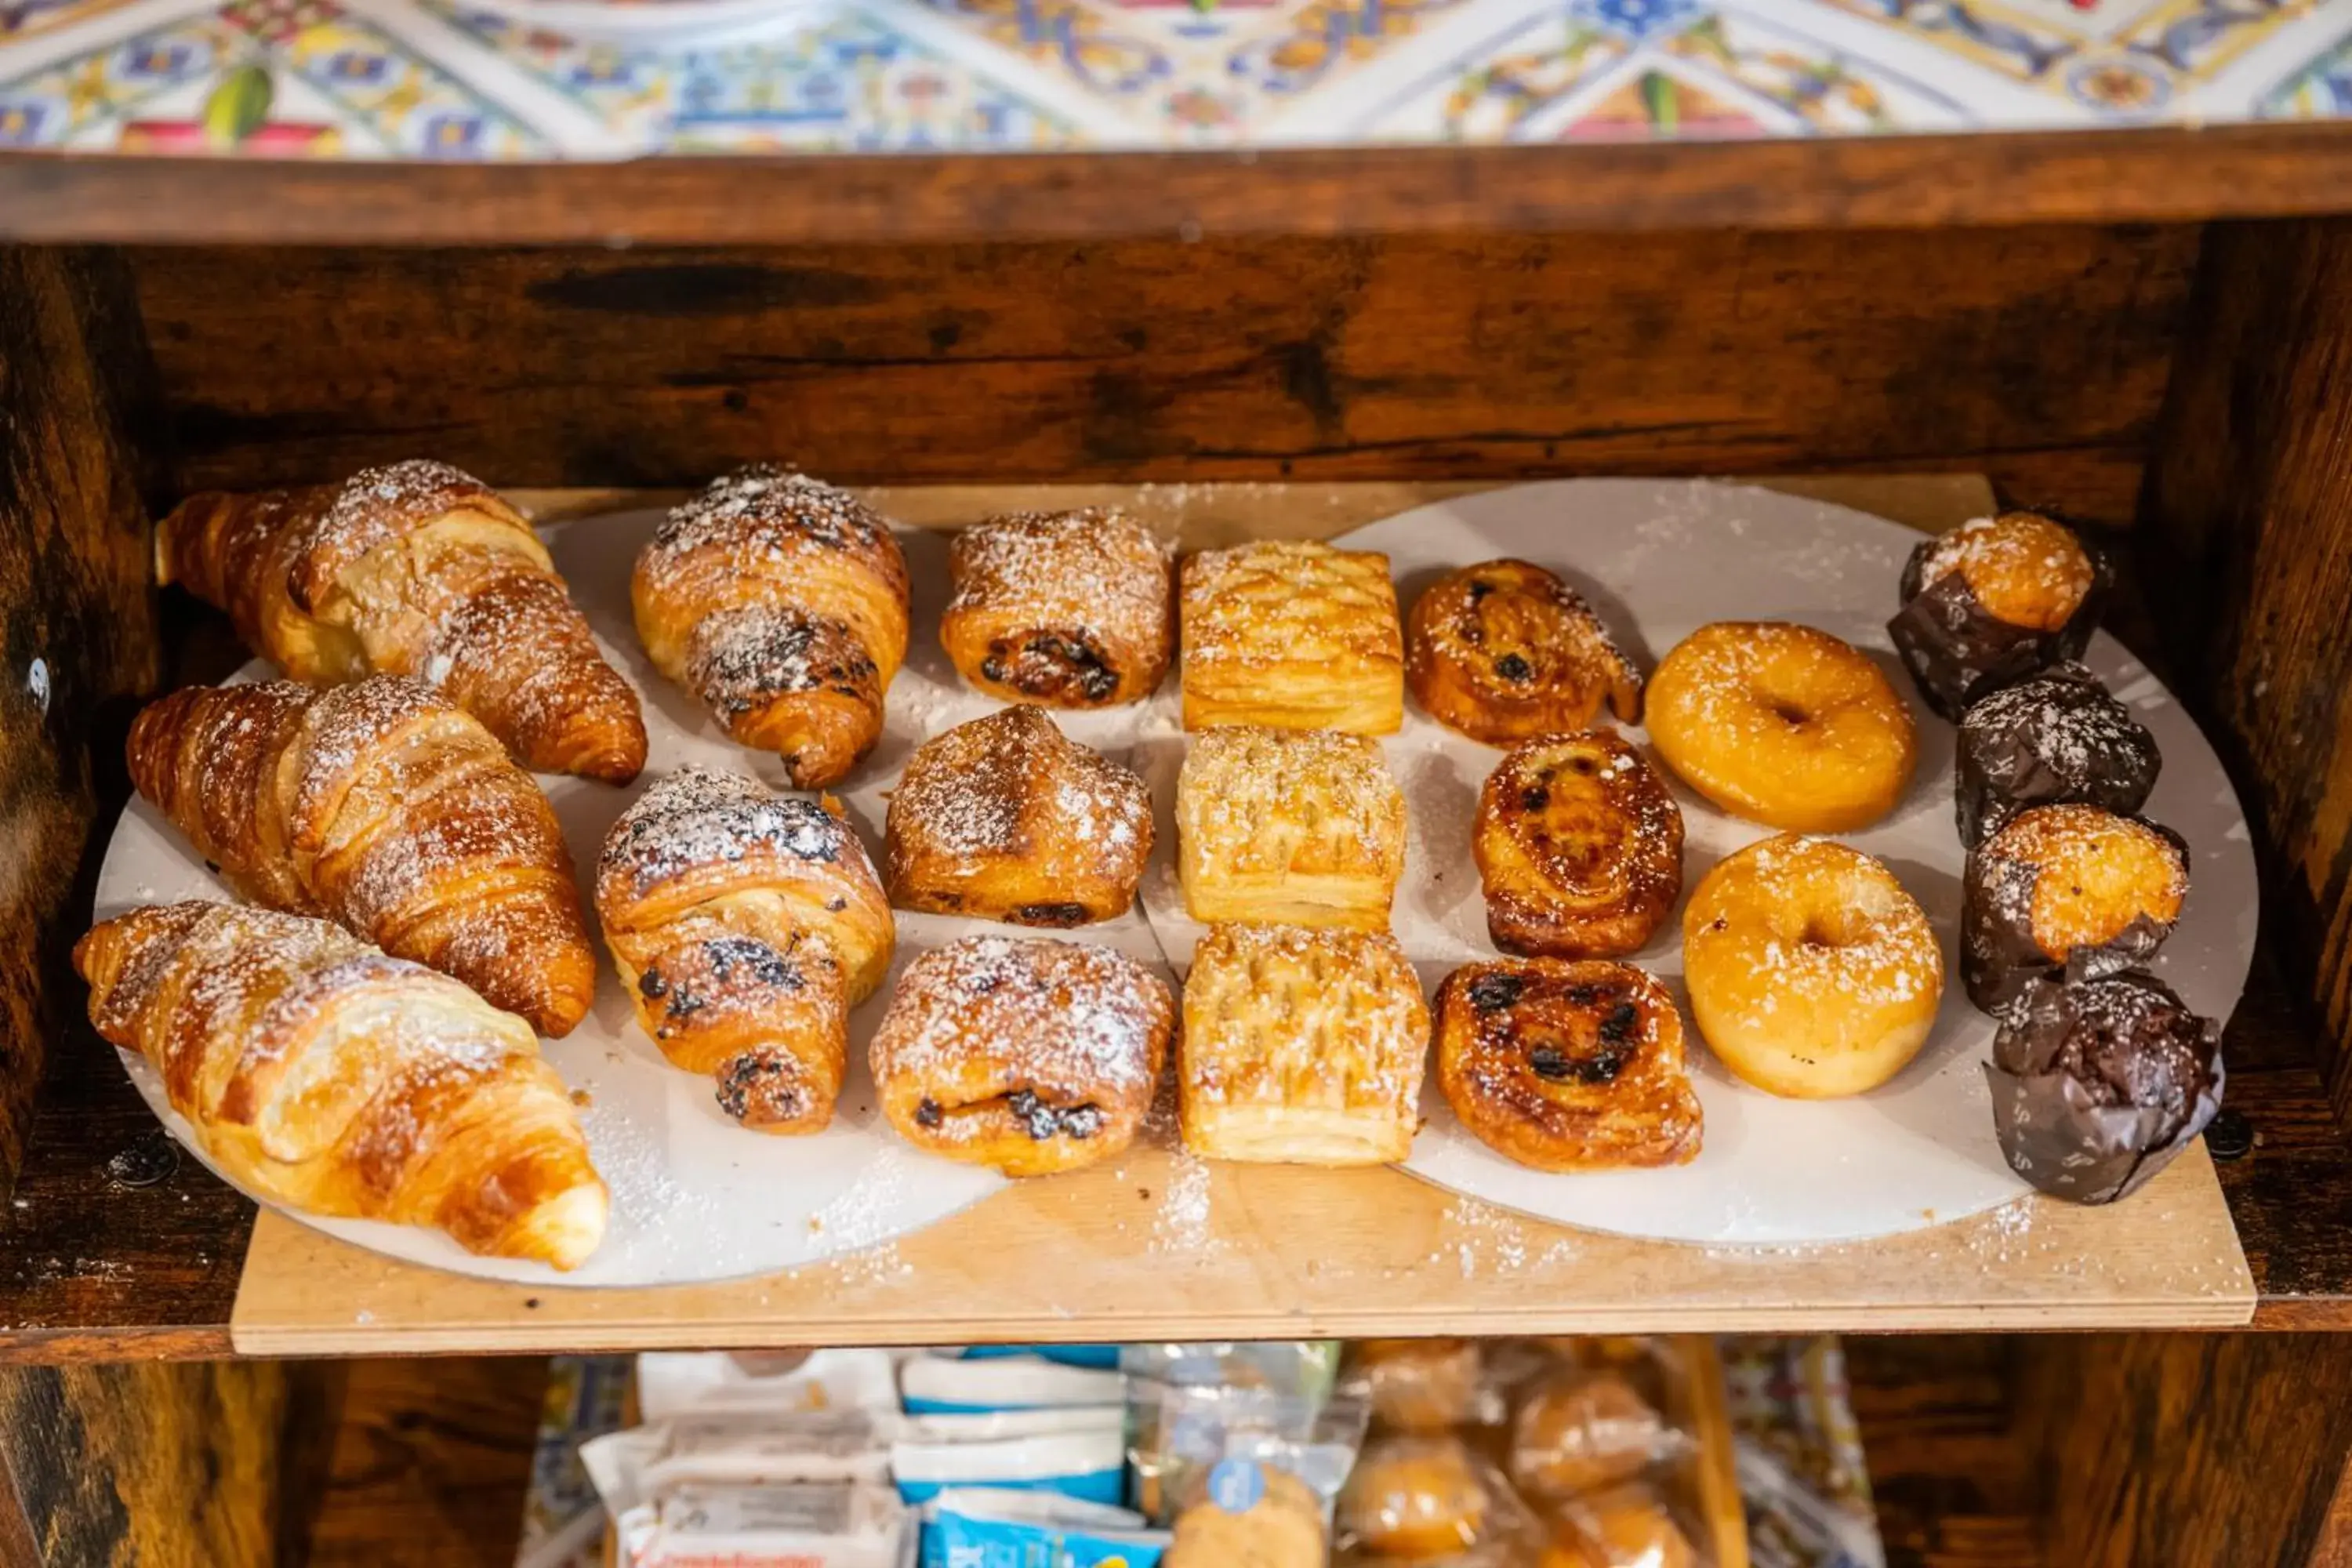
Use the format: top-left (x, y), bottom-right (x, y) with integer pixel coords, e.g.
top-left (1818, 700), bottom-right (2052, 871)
top-left (887, 706), bottom-right (1149, 861)
top-left (1178, 726), bottom-right (1405, 880)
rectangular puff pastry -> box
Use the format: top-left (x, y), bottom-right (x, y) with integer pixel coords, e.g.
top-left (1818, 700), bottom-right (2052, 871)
top-left (1180, 540), bottom-right (1404, 735)
top-left (1178, 726), bottom-right (1406, 931)
top-left (1181, 923), bottom-right (1430, 1166)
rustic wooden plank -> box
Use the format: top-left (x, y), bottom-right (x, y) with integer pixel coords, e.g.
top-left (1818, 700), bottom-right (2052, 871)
top-left (0, 1359), bottom-right (334, 1565)
top-left (307, 1357), bottom-right (547, 1568)
top-left (0, 248), bottom-right (162, 1199)
top-left (2142, 219), bottom-right (2352, 1126)
top-left (9, 125), bottom-right (2352, 245)
top-left (128, 228), bottom-right (2191, 522)
top-left (2020, 1332), bottom-right (2352, 1566)
top-left (1845, 1336), bottom-right (2038, 1568)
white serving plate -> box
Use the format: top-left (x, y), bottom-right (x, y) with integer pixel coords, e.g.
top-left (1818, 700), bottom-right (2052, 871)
top-left (94, 507), bottom-right (1166, 1286)
top-left (1137, 479), bottom-right (2258, 1243)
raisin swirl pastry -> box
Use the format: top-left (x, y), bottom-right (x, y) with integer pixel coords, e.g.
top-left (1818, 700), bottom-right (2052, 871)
top-left (870, 935), bottom-right (1174, 1176)
top-left (885, 706), bottom-right (1152, 927)
top-left (1406, 560), bottom-right (1641, 746)
top-left (633, 468), bottom-right (910, 789)
top-left (597, 767), bottom-right (893, 1134)
top-left (1436, 958), bottom-right (1701, 1171)
top-left (1475, 731), bottom-right (1682, 959)
top-left (942, 508), bottom-right (1174, 707)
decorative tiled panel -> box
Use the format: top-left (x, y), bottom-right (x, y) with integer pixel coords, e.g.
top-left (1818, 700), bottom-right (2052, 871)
top-left (2, 0), bottom-right (2347, 155)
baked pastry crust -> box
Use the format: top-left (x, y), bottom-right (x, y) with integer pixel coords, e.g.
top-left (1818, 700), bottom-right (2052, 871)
top-left (75, 902), bottom-right (606, 1269)
top-left (597, 767), bottom-right (893, 1134)
top-left (1682, 834), bottom-right (1944, 1098)
top-left (1436, 958), bottom-right (1701, 1171)
top-left (128, 675), bottom-right (597, 1036)
top-left (1475, 731), bottom-right (1682, 959)
top-left (633, 467), bottom-right (911, 789)
top-left (1645, 620), bottom-right (1915, 833)
top-left (885, 706), bottom-right (1152, 927)
top-left (1915, 512), bottom-right (2096, 633)
top-left (869, 935), bottom-right (1174, 1177)
top-left (1180, 924), bottom-right (1429, 1166)
top-left (1962, 803), bottom-right (2187, 1014)
top-left (1180, 539), bottom-right (1403, 735)
top-left (1177, 726), bottom-right (1406, 931)
top-left (1338, 1436), bottom-right (1491, 1560)
top-left (1406, 559), bottom-right (1641, 744)
top-left (156, 459), bottom-right (646, 782)
top-left (942, 509), bottom-right (1174, 707)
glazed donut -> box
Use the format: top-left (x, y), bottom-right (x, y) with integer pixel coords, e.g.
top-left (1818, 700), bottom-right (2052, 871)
top-left (1682, 835), bottom-right (1944, 1098)
top-left (1339, 1436), bottom-right (1491, 1559)
top-left (1645, 622), bottom-right (1915, 834)
top-left (870, 935), bottom-right (1174, 1176)
top-left (1406, 559), bottom-right (1641, 745)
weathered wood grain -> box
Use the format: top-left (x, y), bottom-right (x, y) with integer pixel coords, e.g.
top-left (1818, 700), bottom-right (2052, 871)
top-left (7, 125), bottom-right (2352, 245)
top-left (128, 228), bottom-right (2191, 526)
top-left (2141, 219), bottom-right (2352, 1125)
top-left (307, 1357), bottom-right (548, 1568)
top-left (0, 249), bottom-right (162, 1196)
top-left (1846, 1336), bottom-right (2037, 1568)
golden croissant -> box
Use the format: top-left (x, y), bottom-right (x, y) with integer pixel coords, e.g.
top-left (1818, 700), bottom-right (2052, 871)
top-left (156, 459), bottom-right (647, 784)
top-left (632, 467), bottom-right (909, 789)
top-left (128, 675), bottom-right (598, 1036)
top-left (596, 767), bottom-right (894, 1134)
top-left (75, 902), bottom-right (608, 1269)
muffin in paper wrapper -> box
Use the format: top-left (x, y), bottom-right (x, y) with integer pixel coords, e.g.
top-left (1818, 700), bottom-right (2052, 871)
top-left (1888, 535), bottom-right (2112, 721)
top-left (1984, 970), bottom-right (2223, 1205)
top-left (1954, 662), bottom-right (2160, 848)
top-left (1960, 821), bottom-right (2184, 1016)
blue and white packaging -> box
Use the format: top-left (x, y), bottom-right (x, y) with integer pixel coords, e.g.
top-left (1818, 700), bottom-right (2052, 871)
top-left (919, 1488), bottom-right (1169, 1568)
top-left (899, 1355), bottom-right (1125, 1416)
top-left (904, 1407), bottom-right (1123, 1443)
top-left (891, 1429), bottom-right (1127, 1508)
top-left (958, 1345), bottom-right (1123, 1372)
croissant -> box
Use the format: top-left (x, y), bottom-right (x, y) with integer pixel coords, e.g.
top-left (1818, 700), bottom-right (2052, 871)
top-left (596, 767), bottom-right (894, 1134)
top-left (156, 459), bottom-right (646, 784)
top-left (75, 902), bottom-right (608, 1269)
top-left (633, 467), bottom-right (911, 789)
top-left (127, 675), bottom-right (597, 1036)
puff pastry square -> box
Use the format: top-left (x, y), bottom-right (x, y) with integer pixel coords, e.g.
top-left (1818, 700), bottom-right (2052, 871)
top-left (1180, 923), bottom-right (1429, 1165)
top-left (1181, 540), bottom-right (1403, 735)
top-left (1178, 726), bottom-right (1406, 931)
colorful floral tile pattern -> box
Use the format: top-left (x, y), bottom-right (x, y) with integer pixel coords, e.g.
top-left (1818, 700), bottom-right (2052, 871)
top-left (2, 0), bottom-right (2348, 156)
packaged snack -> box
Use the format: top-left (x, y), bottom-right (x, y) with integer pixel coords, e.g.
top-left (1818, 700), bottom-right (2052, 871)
top-left (1120, 1343), bottom-right (1341, 1399)
top-left (891, 1428), bottom-right (1129, 1508)
top-left (1511, 1370), bottom-right (1677, 1500)
top-left (920, 1487), bottom-right (1171, 1568)
top-left (614, 1481), bottom-right (913, 1568)
top-left (1164, 1458), bottom-right (1327, 1568)
top-left (1343, 1338), bottom-right (1497, 1433)
top-left (901, 1355), bottom-right (1125, 1416)
top-left (1334, 1433), bottom-right (1539, 1562)
top-left (960, 1345), bottom-right (1124, 1371)
top-left (1546, 1483), bottom-right (1701, 1568)
top-left (905, 1407), bottom-right (1124, 1443)
top-left (1125, 1380), bottom-right (1367, 1526)
top-left (584, 1410), bottom-right (896, 1518)
top-left (638, 1349), bottom-right (900, 1421)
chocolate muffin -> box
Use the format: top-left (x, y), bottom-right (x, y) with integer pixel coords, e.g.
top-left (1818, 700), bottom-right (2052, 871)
top-left (1955, 662), bottom-right (2160, 847)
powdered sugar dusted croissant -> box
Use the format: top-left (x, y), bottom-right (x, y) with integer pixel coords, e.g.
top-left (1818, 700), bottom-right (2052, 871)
top-left (156, 460), bottom-right (646, 783)
top-left (596, 767), bottom-right (894, 1134)
top-left (633, 468), bottom-right (910, 789)
top-left (76, 902), bottom-right (607, 1269)
top-left (128, 676), bottom-right (597, 1036)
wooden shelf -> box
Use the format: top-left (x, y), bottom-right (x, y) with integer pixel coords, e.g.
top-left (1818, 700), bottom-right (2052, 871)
top-left (0, 473), bottom-right (2342, 1360)
top-left (9, 124), bottom-right (2352, 247)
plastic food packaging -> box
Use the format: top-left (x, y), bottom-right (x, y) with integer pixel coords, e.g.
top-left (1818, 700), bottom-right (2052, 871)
top-left (1120, 1341), bottom-right (1342, 1399)
top-left (899, 1353), bottom-right (1126, 1415)
top-left (1164, 1457), bottom-right (1330, 1568)
top-left (957, 1344), bottom-right (1125, 1370)
top-left (614, 1480), bottom-right (915, 1568)
top-left (1334, 1433), bottom-right (1541, 1563)
top-left (919, 1486), bottom-right (1171, 1567)
top-left (1342, 1338), bottom-right (1499, 1434)
top-left (637, 1348), bottom-right (900, 1422)
top-left (1510, 1369), bottom-right (1682, 1501)
top-left (890, 1428), bottom-right (1130, 1508)
top-left (902, 1406), bottom-right (1123, 1443)
top-left (1125, 1377), bottom-right (1368, 1527)
top-left (583, 1409), bottom-right (900, 1518)
top-left (1545, 1483), bottom-right (1703, 1568)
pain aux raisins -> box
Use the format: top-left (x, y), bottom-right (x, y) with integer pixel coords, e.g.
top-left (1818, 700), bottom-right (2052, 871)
top-left (1006, 1088), bottom-right (1106, 1141)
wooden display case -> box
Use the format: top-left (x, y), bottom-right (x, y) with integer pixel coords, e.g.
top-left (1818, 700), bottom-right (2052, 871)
top-left (10, 124), bottom-right (2352, 1565)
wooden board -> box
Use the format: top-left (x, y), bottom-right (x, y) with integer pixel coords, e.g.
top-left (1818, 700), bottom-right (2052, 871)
top-left (224, 472), bottom-right (2250, 1354)
top-left (9, 125), bottom-right (2352, 246)
top-left (126, 229), bottom-right (2189, 534)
